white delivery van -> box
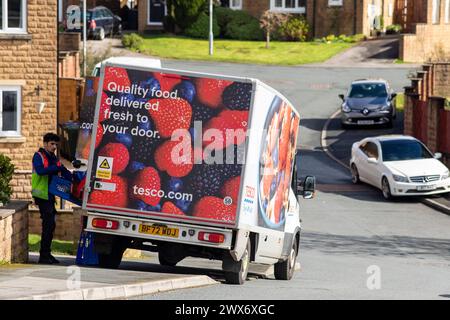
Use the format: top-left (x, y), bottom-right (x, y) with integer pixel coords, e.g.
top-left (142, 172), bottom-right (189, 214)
top-left (80, 61), bottom-right (315, 284)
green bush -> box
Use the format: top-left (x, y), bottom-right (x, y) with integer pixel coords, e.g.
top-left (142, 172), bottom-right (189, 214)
top-left (386, 24), bottom-right (402, 34)
top-left (279, 16), bottom-right (309, 42)
top-left (122, 33), bottom-right (144, 50)
top-left (0, 154), bottom-right (15, 205)
top-left (214, 6), bottom-right (236, 33)
top-left (225, 11), bottom-right (264, 41)
top-left (173, 0), bottom-right (207, 30)
top-left (163, 15), bottom-right (177, 33)
top-left (185, 12), bottom-right (220, 39)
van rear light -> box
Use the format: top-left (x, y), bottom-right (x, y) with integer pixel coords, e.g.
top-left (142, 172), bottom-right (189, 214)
top-left (198, 232), bottom-right (224, 244)
top-left (92, 218), bottom-right (119, 230)
top-left (89, 20), bottom-right (96, 29)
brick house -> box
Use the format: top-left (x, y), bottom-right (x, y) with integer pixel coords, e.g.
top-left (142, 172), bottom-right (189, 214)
top-left (398, 0), bottom-right (450, 62)
top-left (0, 0), bottom-right (58, 200)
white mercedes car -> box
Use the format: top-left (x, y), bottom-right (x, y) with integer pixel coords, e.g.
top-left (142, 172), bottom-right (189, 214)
top-left (350, 135), bottom-right (450, 200)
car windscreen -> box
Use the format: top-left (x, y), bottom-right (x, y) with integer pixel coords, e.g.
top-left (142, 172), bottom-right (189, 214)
top-left (380, 140), bottom-right (433, 161)
top-left (349, 83), bottom-right (388, 98)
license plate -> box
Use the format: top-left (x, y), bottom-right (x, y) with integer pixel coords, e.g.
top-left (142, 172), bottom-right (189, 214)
top-left (417, 185), bottom-right (436, 191)
top-left (357, 120), bottom-right (374, 125)
top-left (139, 224), bottom-right (179, 238)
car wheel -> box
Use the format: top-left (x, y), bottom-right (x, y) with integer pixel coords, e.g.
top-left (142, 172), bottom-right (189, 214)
top-left (381, 177), bottom-right (392, 200)
top-left (117, 24), bottom-right (122, 36)
top-left (341, 122), bottom-right (349, 130)
top-left (351, 164), bottom-right (360, 184)
top-left (97, 27), bottom-right (105, 40)
top-left (385, 118), bottom-right (394, 129)
top-left (223, 240), bottom-right (251, 285)
top-left (274, 236), bottom-right (298, 280)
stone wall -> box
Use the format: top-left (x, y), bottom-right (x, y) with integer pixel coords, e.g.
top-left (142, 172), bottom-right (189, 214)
top-left (0, 201), bottom-right (30, 263)
top-left (0, 0), bottom-right (58, 199)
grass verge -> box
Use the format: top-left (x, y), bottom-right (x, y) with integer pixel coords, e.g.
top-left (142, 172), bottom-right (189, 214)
top-left (131, 35), bottom-right (355, 65)
top-left (28, 234), bottom-right (76, 256)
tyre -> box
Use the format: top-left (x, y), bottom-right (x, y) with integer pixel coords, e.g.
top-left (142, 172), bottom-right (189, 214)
top-left (224, 240), bottom-right (251, 285)
top-left (385, 118), bottom-right (394, 129)
top-left (97, 27), bottom-right (105, 40)
top-left (381, 177), bottom-right (392, 200)
top-left (341, 122), bottom-right (349, 130)
top-left (97, 237), bottom-right (128, 269)
top-left (274, 236), bottom-right (298, 280)
top-left (158, 243), bottom-right (184, 267)
top-left (351, 164), bottom-right (360, 184)
top-left (116, 24), bottom-right (122, 36)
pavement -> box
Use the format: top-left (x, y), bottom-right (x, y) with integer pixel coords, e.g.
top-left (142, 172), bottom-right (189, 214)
top-left (321, 109), bottom-right (450, 217)
top-left (0, 252), bottom-right (296, 300)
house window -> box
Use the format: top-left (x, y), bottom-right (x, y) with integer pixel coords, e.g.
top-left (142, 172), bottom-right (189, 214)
top-left (0, 0), bottom-right (26, 33)
top-left (432, 0), bottom-right (441, 24)
top-left (271, 0), bottom-right (306, 13)
top-left (0, 86), bottom-right (21, 137)
top-left (328, 0), bottom-right (343, 6)
top-left (230, 0), bottom-right (242, 10)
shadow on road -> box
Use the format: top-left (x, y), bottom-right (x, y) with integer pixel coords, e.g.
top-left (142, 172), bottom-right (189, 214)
top-left (301, 231), bottom-right (450, 260)
top-left (300, 118), bottom-right (328, 132)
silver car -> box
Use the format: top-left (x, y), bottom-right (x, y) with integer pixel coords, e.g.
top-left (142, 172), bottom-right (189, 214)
top-left (340, 79), bottom-right (397, 128)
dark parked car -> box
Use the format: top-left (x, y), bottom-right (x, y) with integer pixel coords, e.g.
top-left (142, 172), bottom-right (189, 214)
top-left (65, 6), bottom-right (122, 40)
top-left (339, 79), bottom-right (397, 128)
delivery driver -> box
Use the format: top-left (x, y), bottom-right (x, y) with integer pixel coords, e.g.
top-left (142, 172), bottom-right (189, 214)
top-left (31, 133), bottom-right (72, 264)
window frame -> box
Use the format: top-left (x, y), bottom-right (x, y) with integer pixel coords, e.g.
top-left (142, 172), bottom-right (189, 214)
top-left (270, 0), bottom-right (306, 13)
top-left (0, 85), bottom-right (21, 137)
top-left (0, 0), bottom-right (27, 34)
top-left (432, 0), bottom-right (441, 24)
top-left (147, 0), bottom-right (167, 26)
top-left (229, 0), bottom-right (242, 10)
top-left (445, 0), bottom-right (450, 24)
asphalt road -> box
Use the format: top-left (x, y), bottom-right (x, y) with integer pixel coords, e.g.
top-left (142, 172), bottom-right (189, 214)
top-left (124, 59), bottom-right (450, 300)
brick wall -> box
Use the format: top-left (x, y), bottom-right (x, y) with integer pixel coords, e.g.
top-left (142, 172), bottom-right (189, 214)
top-left (243, 0), bottom-right (270, 19)
top-left (433, 63), bottom-right (450, 97)
top-left (400, 24), bottom-right (450, 62)
top-left (58, 52), bottom-right (81, 78)
top-left (0, 201), bottom-right (30, 263)
top-left (0, 0), bottom-right (58, 202)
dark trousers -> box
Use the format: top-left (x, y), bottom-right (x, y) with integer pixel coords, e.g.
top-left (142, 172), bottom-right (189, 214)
top-left (35, 198), bottom-right (57, 257)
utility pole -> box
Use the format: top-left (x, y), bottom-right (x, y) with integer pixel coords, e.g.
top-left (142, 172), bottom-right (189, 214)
top-left (83, 0), bottom-right (87, 76)
top-left (209, 0), bottom-right (213, 55)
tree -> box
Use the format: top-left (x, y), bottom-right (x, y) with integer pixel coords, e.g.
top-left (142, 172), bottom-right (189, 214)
top-left (172, 0), bottom-right (207, 31)
top-left (260, 11), bottom-right (288, 49)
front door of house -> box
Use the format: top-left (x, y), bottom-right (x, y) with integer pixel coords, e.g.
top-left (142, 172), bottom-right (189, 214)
top-left (148, 0), bottom-right (166, 25)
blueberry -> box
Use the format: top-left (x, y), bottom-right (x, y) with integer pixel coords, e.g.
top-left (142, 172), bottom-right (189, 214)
top-left (168, 178), bottom-right (183, 192)
top-left (134, 200), bottom-right (147, 211)
top-left (176, 199), bottom-right (192, 212)
top-left (147, 203), bottom-right (161, 212)
top-left (279, 206), bottom-right (286, 222)
top-left (262, 198), bottom-right (268, 211)
top-left (129, 161), bottom-right (145, 173)
top-left (140, 77), bottom-right (160, 99)
top-left (174, 81), bottom-right (196, 103)
top-left (272, 143), bottom-right (279, 167)
top-left (270, 181), bottom-right (277, 198)
top-left (138, 118), bottom-right (152, 132)
top-left (115, 133), bottom-right (133, 148)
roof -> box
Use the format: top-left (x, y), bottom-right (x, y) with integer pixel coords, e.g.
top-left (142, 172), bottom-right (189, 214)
top-left (351, 79), bottom-right (388, 85)
top-left (369, 135), bottom-right (417, 142)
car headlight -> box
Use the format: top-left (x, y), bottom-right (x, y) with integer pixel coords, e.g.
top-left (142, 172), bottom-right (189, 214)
top-left (380, 103), bottom-right (391, 113)
top-left (393, 174), bottom-right (409, 183)
top-left (442, 170), bottom-right (450, 180)
top-left (342, 103), bottom-right (351, 113)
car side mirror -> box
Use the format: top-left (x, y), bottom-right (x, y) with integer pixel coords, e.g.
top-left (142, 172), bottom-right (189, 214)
top-left (367, 157), bottom-right (378, 164)
top-left (434, 152), bottom-right (442, 159)
top-left (297, 176), bottom-right (316, 199)
top-left (339, 94), bottom-right (345, 102)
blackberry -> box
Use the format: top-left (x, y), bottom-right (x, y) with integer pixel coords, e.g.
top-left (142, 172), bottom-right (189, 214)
top-left (222, 82), bottom-right (252, 111)
top-left (191, 100), bottom-right (218, 125)
top-left (187, 164), bottom-right (227, 200)
top-left (129, 137), bottom-right (160, 166)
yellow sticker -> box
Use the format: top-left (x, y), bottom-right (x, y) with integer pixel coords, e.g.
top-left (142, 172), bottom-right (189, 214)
top-left (96, 156), bottom-right (113, 180)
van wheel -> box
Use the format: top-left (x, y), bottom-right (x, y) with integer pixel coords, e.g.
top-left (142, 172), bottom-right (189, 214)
top-left (97, 237), bottom-right (128, 269)
top-left (158, 243), bottom-right (184, 267)
top-left (224, 241), bottom-right (251, 285)
top-left (274, 237), bottom-right (298, 280)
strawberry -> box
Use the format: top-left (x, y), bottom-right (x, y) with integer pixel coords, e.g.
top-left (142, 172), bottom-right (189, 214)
top-left (98, 143), bottom-right (130, 175)
top-left (220, 176), bottom-right (241, 204)
top-left (89, 175), bottom-right (128, 208)
top-left (192, 196), bottom-right (237, 222)
top-left (203, 110), bottom-right (249, 150)
top-left (103, 67), bottom-right (130, 90)
top-left (155, 140), bottom-right (193, 178)
top-left (148, 98), bottom-right (192, 138)
top-left (154, 73), bottom-right (183, 92)
top-left (99, 92), bottom-right (111, 123)
top-left (162, 202), bottom-right (185, 215)
top-left (195, 78), bottom-right (233, 109)
top-left (131, 166), bottom-right (161, 206)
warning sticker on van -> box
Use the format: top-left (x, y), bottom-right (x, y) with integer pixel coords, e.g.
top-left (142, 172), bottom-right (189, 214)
top-left (96, 156), bottom-right (113, 179)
